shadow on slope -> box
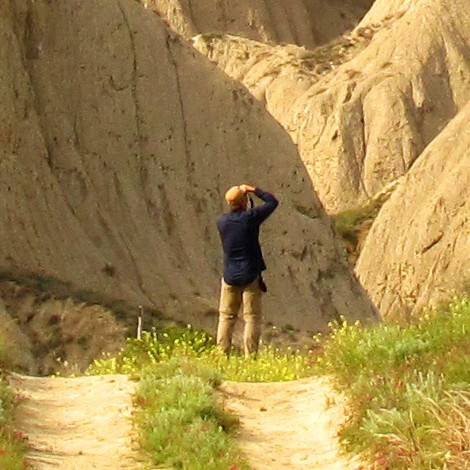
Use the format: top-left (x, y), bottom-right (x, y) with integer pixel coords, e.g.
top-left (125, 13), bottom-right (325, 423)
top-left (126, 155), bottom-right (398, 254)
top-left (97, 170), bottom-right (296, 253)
top-left (143, 0), bottom-right (373, 49)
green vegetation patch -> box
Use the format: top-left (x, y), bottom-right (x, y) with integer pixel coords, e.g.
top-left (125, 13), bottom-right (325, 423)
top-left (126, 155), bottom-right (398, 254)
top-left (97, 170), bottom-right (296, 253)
top-left (89, 326), bottom-right (314, 382)
top-left (89, 297), bottom-right (470, 469)
top-left (331, 200), bottom-right (382, 264)
top-left (0, 346), bottom-right (27, 469)
top-left (89, 326), bottom-right (315, 469)
top-left (135, 359), bottom-right (247, 470)
top-left (316, 296), bottom-right (470, 469)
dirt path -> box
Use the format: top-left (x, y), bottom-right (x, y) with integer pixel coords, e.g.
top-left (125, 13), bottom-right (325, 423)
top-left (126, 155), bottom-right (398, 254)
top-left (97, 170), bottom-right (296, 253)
top-left (9, 373), bottom-right (362, 470)
top-left (220, 377), bottom-right (364, 470)
top-left (8, 374), bottom-right (145, 470)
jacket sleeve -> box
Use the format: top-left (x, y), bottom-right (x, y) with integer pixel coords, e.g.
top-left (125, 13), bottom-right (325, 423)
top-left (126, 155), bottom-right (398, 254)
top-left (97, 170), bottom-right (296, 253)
top-left (249, 187), bottom-right (279, 224)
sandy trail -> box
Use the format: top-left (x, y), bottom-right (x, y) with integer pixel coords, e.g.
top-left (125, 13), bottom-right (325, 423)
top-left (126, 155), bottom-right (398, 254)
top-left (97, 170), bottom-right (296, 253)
top-left (9, 373), bottom-right (362, 470)
top-left (220, 377), bottom-right (363, 470)
top-left (8, 374), bottom-right (144, 470)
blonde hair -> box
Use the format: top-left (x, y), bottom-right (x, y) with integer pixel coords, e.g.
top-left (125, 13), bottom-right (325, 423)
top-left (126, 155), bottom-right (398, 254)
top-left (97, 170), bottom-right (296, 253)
top-left (225, 186), bottom-right (247, 210)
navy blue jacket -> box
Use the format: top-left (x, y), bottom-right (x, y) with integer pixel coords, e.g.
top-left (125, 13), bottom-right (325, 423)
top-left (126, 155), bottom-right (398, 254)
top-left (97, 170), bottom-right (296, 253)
top-left (217, 188), bottom-right (278, 286)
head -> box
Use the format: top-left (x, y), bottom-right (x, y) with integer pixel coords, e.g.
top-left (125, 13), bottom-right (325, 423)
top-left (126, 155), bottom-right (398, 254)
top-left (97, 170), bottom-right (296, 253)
top-left (225, 185), bottom-right (248, 211)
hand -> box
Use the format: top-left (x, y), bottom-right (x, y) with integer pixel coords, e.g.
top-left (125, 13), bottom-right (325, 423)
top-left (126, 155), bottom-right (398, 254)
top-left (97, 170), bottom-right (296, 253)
top-left (239, 184), bottom-right (256, 193)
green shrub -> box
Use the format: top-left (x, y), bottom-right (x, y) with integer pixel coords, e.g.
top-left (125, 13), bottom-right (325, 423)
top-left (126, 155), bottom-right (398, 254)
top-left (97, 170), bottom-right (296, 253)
top-left (0, 370), bottom-right (27, 469)
top-left (332, 201), bottom-right (382, 264)
top-left (135, 358), bottom-right (248, 470)
top-left (89, 326), bottom-right (215, 377)
top-left (89, 325), bottom-right (314, 382)
top-left (315, 296), bottom-right (470, 469)
top-left (89, 325), bottom-right (315, 469)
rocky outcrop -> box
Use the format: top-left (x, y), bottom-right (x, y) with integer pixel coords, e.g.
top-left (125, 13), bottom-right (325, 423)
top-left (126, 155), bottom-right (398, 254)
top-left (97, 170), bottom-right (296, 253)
top-left (145, 0), bottom-right (373, 48)
top-left (356, 101), bottom-right (470, 318)
top-left (356, 0), bottom-right (414, 29)
top-left (193, 0), bottom-right (470, 212)
top-left (0, 287), bottom-right (127, 376)
top-left (0, 0), bottom-right (379, 337)
top-left (0, 300), bottom-right (35, 373)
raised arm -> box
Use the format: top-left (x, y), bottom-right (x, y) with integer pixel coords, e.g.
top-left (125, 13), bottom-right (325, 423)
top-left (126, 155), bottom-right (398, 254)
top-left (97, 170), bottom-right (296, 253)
top-left (240, 184), bottom-right (278, 223)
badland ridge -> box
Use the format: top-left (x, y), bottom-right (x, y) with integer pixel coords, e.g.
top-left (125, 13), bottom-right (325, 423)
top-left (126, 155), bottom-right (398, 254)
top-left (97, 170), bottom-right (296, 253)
top-left (1, 0), bottom-right (468, 372)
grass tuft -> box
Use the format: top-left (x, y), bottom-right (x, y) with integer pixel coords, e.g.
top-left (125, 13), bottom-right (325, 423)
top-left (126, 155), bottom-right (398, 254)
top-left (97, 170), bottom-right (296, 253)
top-left (135, 360), bottom-right (247, 470)
top-left (315, 296), bottom-right (470, 469)
top-left (89, 326), bottom-right (315, 469)
top-left (331, 200), bottom-right (382, 264)
top-left (89, 296), bottom-right (470, 469)
top-left (0, 341), bottom-right (27, 469)
top-left (89, 325), bottom-right (314, 382)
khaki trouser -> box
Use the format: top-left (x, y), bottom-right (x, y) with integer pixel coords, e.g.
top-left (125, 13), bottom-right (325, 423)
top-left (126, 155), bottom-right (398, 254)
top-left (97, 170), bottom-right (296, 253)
top-left (216, 278), bottom-right (262, 356)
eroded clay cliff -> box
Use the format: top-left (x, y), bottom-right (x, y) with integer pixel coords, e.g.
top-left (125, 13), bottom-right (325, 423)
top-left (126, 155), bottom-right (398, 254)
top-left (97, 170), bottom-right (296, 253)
top-left (192, 0), bottom-right (470, 212)
top-left (356, 102), bottom-right (470, 318)
top-left (144, 0), bottom-right (373, 49)
top-left (0, 0), bottom-right (379, 349)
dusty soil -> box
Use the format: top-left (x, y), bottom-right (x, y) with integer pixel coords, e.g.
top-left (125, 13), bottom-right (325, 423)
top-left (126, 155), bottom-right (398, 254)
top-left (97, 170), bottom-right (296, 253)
top-left (9, 373), bottom-right (361, 470)
top-left (8, 373), bottom-right (145, 470)
top-left (220, 377), bottom-right (363, 470)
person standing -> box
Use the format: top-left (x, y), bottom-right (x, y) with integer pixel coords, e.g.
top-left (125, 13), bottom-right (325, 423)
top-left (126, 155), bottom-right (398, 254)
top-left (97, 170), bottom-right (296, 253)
top-left (216, 184), bottom-right (278, 356)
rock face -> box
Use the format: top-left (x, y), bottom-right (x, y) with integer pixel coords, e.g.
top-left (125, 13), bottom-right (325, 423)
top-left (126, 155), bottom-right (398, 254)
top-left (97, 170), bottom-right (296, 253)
top-left (0, 282), bottom-right (127, 375)
top-left (356, 102), bottom-right (470, 318)
top-left (0, 0), bottom-right (379, 336)
top-left (146, 0), bottom-right (373, 48)
top-left (193, 0), bottom-right (470, 212)
top-left (0, 301), bottom-right (34, 373)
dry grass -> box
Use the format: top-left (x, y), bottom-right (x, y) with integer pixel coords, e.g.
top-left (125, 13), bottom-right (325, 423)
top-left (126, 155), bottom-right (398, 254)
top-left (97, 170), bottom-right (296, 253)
top-left (316, 296), bottom-right (470, 469)
top-left (427, 391), bottom-right (470, 469)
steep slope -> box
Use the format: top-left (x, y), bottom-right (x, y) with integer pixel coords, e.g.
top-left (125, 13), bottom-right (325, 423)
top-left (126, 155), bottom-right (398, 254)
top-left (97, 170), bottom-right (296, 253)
top-left (145, 0), bottom-right (373, 48)
top-left (0, 0), bottom-right (379, 339)
top-left (356, 0), bottom-right (414, 28)
top-left (356, 101), bottom-right (470, 318)
top-left (193, 0), bottom-right (470, 212)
